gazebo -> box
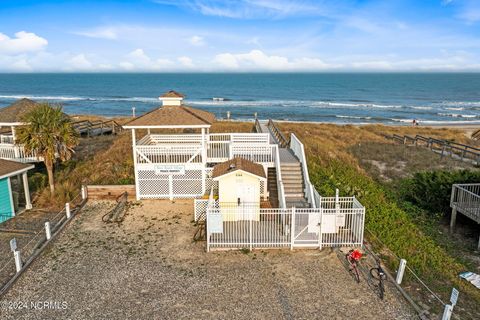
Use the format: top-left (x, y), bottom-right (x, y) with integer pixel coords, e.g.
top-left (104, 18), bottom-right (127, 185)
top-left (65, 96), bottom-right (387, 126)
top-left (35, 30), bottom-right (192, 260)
top-left (123, 90), bottom-right (216, 200)
top-left (0, 98), bottom-right (40, 162)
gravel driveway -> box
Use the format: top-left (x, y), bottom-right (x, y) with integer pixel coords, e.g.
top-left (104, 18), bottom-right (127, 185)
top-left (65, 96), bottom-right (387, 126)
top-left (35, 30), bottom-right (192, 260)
top-left (1, 200), bottom-right (415, 319)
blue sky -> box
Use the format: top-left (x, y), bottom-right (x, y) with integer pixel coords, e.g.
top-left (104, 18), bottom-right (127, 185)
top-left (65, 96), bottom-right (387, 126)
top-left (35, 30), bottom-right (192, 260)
top-left (0, 0), bottom-right (479, 72)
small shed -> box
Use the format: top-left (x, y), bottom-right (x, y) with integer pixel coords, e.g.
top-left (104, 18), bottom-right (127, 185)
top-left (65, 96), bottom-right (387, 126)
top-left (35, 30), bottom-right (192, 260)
top-left (0, 159), bottom-right (34, 223)
top-left (212, 157), bottom-right (266, 221)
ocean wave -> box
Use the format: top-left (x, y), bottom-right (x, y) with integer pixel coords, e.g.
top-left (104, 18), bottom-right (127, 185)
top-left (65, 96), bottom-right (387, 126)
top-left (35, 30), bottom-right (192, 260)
top-left (335, 115), bottom-right (372, 120)
top-left (444, 107), bottom-right (464, 111)
top-left (388, 118), bottom-right (480, 125)
top-left (410, 106), bottom-right (432, 110)
top-left (190, 99), bottom-right (405, 109)
top-left (437, 113), bottom-right (478, 118)
top-left (0, 94), bottom-right (159, 103)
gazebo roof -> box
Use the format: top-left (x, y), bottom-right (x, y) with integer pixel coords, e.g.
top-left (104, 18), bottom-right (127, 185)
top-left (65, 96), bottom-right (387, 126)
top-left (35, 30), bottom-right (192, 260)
top-left (123, 105), bottom-right (215, 129)
top-left (0, 98), bottom-right (38, 125)
top-left (212, 157), bottom-right (266, 179)
top-left (0, 159), bottom-right (34, 179)
top-left (160, 90), bottom-right (185, 98)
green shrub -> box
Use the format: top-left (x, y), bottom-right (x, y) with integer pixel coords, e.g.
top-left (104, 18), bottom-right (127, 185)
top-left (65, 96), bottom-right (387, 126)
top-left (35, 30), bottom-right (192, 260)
top-left (309, 158), bottom-right (463, 277)
top-left (29, 172), bottom-right (48, 192)
top-left (399, 170), bottom-right (480, 215)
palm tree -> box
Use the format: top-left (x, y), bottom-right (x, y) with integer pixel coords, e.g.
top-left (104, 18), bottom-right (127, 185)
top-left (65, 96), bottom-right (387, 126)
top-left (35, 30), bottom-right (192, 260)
top-left (16, 103), bottom-right (78, 195)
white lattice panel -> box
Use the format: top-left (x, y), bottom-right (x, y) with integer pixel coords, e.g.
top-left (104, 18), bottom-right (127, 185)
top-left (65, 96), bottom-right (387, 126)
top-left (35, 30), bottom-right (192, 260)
top-left (138, 170), bottom-right (170, 197)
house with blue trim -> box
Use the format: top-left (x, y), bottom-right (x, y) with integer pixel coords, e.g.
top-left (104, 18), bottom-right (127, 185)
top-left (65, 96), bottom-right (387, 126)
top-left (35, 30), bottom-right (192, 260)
top-left (0, 159), bottom-right (33, 223)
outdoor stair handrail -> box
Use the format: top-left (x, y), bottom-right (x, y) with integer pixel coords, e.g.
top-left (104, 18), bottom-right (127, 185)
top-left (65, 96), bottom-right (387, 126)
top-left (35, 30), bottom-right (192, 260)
top-left (267, 119), bottom-right (290, 148)
top-left (388, 133), bottom-right (480, 162)
top-left (472, 128), bottom-right (480, 140)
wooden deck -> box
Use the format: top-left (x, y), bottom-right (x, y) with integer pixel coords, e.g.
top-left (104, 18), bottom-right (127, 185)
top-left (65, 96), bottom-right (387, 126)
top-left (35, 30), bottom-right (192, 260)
top-left (450, 183), bottom-right (480, 249)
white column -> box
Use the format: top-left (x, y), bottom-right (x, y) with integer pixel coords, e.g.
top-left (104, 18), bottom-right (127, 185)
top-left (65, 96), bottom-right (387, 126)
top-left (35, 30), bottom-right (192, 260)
top-left (22, 172), bottom-right (32, 210)
top-left (12, 126), bottom-right (20, 159)
top-left (132, 129), bottom-right (140, 201)
top-left (201, 128), bottom-right (206, 195)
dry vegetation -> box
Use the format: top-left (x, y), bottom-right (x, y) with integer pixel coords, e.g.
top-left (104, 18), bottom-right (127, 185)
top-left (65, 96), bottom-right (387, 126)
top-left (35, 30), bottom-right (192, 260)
top-left (30, 120), bottom-right (480, 317)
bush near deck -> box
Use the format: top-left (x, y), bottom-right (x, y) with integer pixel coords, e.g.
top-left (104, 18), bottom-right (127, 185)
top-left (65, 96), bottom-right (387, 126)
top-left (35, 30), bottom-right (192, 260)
top-left (400, 170), bottom-right (480, 215)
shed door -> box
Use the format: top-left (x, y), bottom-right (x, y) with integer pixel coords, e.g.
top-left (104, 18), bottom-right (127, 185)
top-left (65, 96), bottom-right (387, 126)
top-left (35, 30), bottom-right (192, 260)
top-left (237, 184), bottom-right (256, 220)
top-left (0, 178), bottom-right (13, 223)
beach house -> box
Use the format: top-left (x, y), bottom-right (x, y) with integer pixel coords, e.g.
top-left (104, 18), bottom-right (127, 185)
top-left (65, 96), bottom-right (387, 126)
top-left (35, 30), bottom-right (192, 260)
top-left (0, 159), bottom-right (33, 223)
top-left (124, 91), bottom-right (365, 251)
top-left (0, 99), bottom-right (40, 163)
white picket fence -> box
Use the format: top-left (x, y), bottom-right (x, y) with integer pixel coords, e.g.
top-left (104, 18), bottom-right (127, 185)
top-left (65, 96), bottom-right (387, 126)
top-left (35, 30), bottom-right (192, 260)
top-left (205, 196), bottom-right (365, 251)
top-left (0, 144), bottom-right (38, 163)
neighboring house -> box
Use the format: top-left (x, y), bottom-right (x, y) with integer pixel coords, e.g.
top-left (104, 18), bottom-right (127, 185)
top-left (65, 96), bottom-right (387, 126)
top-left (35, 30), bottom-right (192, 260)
top-left (0, 98), bottom-right (41, 163)
top-left (0, 159), bottom-right (33, 223)
top-left (124, 90), bottom-right (366, 251)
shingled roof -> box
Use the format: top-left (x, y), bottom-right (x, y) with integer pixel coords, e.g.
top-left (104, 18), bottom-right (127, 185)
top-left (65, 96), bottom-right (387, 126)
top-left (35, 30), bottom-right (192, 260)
top-left (0, 98), bottom-right (38, 124)
top-left (0, 159), bottom-right (34, 179)
top-left (160, 90), bottom-right (185, 98)
top-left (212, 157), bottom-right (266, 179)
top-left (124, 105), bottom-right (215, 128)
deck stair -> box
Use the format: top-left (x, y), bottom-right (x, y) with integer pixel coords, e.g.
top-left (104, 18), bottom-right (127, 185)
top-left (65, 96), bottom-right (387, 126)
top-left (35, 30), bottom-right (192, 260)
top-left (267, 167), bottom-right (279, 207)
top-left (279, 149), bottom-right (310, 208)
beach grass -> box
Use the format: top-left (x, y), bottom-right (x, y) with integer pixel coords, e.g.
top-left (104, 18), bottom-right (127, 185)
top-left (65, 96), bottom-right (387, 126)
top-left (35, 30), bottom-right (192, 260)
top-left (31, 119), bottom-right (480, 317)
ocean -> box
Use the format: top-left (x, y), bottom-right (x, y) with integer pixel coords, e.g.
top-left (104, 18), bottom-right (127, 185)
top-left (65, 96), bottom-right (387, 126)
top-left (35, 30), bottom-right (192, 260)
top-left (0, 73), bottom-right (479, 125)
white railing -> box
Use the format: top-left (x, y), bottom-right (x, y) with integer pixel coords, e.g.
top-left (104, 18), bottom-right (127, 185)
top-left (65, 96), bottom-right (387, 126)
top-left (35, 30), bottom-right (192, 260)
top-left (0, 144), bottom-right (38, 163)
top-left (194, 187), bottom-right (219, 221)
top-left (290, 133), bottom-right (316, 208)
top-left (207, 208), bottom-right (292, 250)
top-left (135, 133), bottom-right (276, 165)
top-left (231, 133), bottom-right (270, 145)
top-left (274, 145), bottom-right (286, 208)
top-left (231, 144), bottom-right (276, 164)
top-left (451, 183), bottom-right (480, 223)
top-left (135, 145), bottom-right (203, 164)
top-left (206, 196), bottom-right (365, 251)
top-left (0, 135), bottom-right (14, 144)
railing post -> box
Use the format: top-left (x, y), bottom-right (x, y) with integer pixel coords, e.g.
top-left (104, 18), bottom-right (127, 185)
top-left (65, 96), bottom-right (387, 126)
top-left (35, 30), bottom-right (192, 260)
top-left (14, 250), bottom-right (22, 273)
top-left (81, 185), bottom-right (87, 200)
top-left (66, 202), bottom-right (71, 219)
top-left (290, 207), bottom-right (295, 250)
top-left (442, 304), bottom-right (453, 320)
top-left (396, 259), bottom-right (407, 284)
top-left (45, 221), bottom-right (52, 240)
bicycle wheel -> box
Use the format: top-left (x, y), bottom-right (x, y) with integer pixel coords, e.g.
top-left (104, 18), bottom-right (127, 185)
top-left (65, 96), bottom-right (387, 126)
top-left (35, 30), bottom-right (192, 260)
top-left (352, 265), bottom-right (361, 283)
top-left (370, 268), bottom-right (385, 299)
top-left (379, 278), bottom-right (385, 300)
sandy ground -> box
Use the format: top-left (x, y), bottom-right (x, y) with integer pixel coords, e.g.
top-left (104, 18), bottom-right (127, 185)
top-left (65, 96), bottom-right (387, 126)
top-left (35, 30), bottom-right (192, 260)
top-left (1, 200), bottom-right (415, 319)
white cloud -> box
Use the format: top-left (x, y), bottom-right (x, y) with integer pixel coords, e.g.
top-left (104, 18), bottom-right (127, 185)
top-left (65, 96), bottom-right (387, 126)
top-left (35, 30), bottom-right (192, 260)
top-left (120, 48), bottom-right (175, 71)
top-left (189, 35), bottom-right (205, 46)
top-left (0, 31), bottom-right (48, 54)
top-left (154, 0), bottom-right (330, 19)
top-left (73, 27), bottom-right (118, 40)
top-left (213, 49), bottom-right (335, 71)
top-left (178, 56), bottom-right (194, 67)
top-left (68, 54), bottom-right (93, 70)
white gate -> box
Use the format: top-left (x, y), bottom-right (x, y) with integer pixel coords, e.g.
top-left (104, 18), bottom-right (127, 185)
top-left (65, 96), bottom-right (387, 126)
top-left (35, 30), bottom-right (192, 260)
top-left (206, 197), bottom-right (365, 251)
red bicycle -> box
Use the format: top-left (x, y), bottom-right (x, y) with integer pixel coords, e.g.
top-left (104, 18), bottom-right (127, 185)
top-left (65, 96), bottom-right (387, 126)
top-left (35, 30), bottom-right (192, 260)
top-left (346, 249), bottom-right (363, 283)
